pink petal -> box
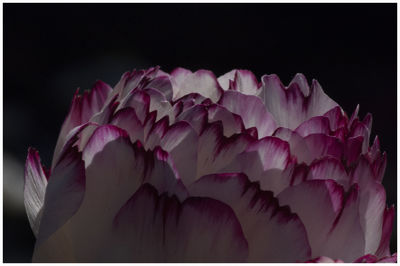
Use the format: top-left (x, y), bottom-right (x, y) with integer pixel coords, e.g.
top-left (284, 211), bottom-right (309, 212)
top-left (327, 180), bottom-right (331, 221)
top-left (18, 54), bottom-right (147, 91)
top-left (207, 104), bottom-right (244, 136)
top-left (261, 74), bottom-right (338, 130)
top-left (307, 157), bottom-right (349, 189)
top-left (305, 256), bottom-right (344, 263)
top-left (295, 116), bottom-right (331, 137)
top-left (144, 116), bottom-right (169, 150)
top-left (52, 82), bottom-right (111, 169)
top-left (36, 147), bottom-right (85, 246)
top-left (24, 148), bottom-right (48, 237)
top-left (288, 73), bottom-right (310, 96)
top-left (117, 90), bottom-right (150, 124)
top-left (217, 69), bottom-right (260, 95)
top-left (176, 104), bottom-right (208, 134)
top-left (321, 185), bottom-right (365, 262)
top-left (277, 180), bottom-right (344, 258)
top-left (196, 122), bottom-right (252, 179)
top-left (219, 90), bottom-right (277, 138)
top-left (109, 184), bottom-right (248, 262)
top-left (171, 67), bottom-right (222, 102)
top-left (323, 106), bottom-right (347, 132)
top-left (377, 253), bottom-right (397, 263)
top-left (376, 206), bottom-right (395, 257)
top-left (160, 121), bottom-right (198, 186)
top-left (143, 88), bottom-right (174, 122)
top-left (219, 136), bottom-right (294, 195)
top-left (111, 108), bottom-right (144, 145)
top-left (143, 75), bottom-right (173, 101)
top-left (190, 173), bottom-right (311, 262)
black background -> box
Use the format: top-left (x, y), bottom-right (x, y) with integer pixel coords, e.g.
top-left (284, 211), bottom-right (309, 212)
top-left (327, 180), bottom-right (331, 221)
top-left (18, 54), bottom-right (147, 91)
top-left (3, 3), bottom-right (397, 262)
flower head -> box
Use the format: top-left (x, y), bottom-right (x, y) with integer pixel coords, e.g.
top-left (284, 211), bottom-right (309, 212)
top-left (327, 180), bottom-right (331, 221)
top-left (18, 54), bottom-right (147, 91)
top-left (25, 67), bottom-right (396, 262)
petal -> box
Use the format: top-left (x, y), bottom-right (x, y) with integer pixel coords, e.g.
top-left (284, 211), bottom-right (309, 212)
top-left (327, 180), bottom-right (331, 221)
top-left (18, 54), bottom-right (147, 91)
top-left (117, 90), bottom-right (150, 124)
top-left (354, 254), bottom-right (378, 263)
top-left (376, 206), bottom-right (395, 257)
top-left (108, 184), bottom-right (249, 262)
top-left (307, 157), bottom-right (349, 189)
top-left (111, 107), bottom-right (144, 145)
top-left (176, 104), bottom-right (208, 134)
top-left (217, 69), bottom-right (260, 95)
top-left (143, 87), bottom-right (174, 122)
top-left (36, 147), bottom-right (85, 246)
top-left (277, 180), bottom-right (344, 258)
top-left (144, 115), bottom-right (169, 150)
top-left (217, 69), bottom-right (236, 90)
top-left (207, 104), bottom-right (244, 136)
top-left (295, 116), bottom-right (331, 137)
top-left (220, 137), bottom-right (294, 195)
top-left (261, 74), bottom-right (338, 130)
top-left (196, 122), bottom-right (252, 179)
top-left (377, 253), bottom-right (397, 263)
top-left (219, 90), bottom-right (277, 138)
top-left (190, 173), bottom-right (311, 262)
top-left (288, 73), bottom-right (310, 96)
top-left (321, 185), bottom-right (365, 262)
top-left (323, 106), bottom-right (347, 132)
top-left (52, 82), bottom-right (111, 168)
top-left (143, 75), bottom-right (173, 101)
top-left (24, 148), bottom-right (48, 237)
top-left (160, 121), bottom-right (198, 187)
top-left (171, 68), bottom-right (222, 102)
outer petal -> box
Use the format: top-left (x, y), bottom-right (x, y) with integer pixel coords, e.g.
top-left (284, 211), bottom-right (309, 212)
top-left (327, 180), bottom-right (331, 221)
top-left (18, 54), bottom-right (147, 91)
top-left (171, 68), bottom-right (222, 102)
top-left (189, 173), bottom-right (311, 262)
top-left (107, 184), bottom-right (249, 262)
top-left (277, 180), bottom-right (344, 258)
top-left (219, 90), bottom-right (277, 138)
top-left (376, 206), bottom-right (395, 257)
top-left (320, 185), bottom-right (365, 262)
top-left (36, 147), bottom-right (85, 246)
top-left (24, 148), bottom-right (48, 237)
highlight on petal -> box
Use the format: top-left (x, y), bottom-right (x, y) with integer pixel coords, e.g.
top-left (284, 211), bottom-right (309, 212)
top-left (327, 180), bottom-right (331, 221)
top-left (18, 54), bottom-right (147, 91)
top-left (217, 69), bottom-right (260, 95)
top-left (171, 67), bottom-right (222, 102)
top-left (24, 148), bottom-right (48, 237)
top-left (261, 74), bottom-right (338, 130)
top-left (219, 90), bottom-right (277, 138)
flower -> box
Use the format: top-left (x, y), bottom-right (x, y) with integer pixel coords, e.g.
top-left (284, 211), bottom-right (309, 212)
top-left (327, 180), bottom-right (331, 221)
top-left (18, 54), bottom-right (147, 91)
top-left (25, 67), bottom-right (396, 262)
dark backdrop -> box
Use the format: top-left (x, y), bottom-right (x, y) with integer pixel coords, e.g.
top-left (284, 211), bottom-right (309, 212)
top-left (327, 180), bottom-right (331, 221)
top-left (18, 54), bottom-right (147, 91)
top-left (3, 3), bottom-right (396, 262)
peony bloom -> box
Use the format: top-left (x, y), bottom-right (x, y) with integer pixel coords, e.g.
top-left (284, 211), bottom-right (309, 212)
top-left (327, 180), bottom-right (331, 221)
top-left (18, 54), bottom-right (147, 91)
top-left (25, 67), bottom-right (396, 262)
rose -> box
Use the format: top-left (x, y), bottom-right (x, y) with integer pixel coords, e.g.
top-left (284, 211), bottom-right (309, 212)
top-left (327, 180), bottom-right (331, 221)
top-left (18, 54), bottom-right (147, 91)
top-left (24, 67), bottom-right (396, 262)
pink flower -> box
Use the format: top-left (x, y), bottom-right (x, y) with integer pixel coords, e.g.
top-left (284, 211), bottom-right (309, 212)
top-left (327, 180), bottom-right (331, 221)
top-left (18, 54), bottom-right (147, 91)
top-left (25, 67), bottom-right (396, 262)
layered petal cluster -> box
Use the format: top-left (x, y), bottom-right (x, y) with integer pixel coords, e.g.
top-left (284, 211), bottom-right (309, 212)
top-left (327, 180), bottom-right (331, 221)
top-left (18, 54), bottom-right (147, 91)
top-left (24, 67), bottom-right (396, 262)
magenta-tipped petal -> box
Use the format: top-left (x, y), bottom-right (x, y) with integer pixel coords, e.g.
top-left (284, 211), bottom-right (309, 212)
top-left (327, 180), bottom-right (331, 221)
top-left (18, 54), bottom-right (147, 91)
top-left (219, 90), bottom-right (277, 138)
top-left (190, 173), bottom-right (311, 262)
top-left (36, 147), bottom-right (85, 245)
top-left (110, 184), bottom-right (249, 262)
top-left (24, 148), bottom-right (48, 237)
